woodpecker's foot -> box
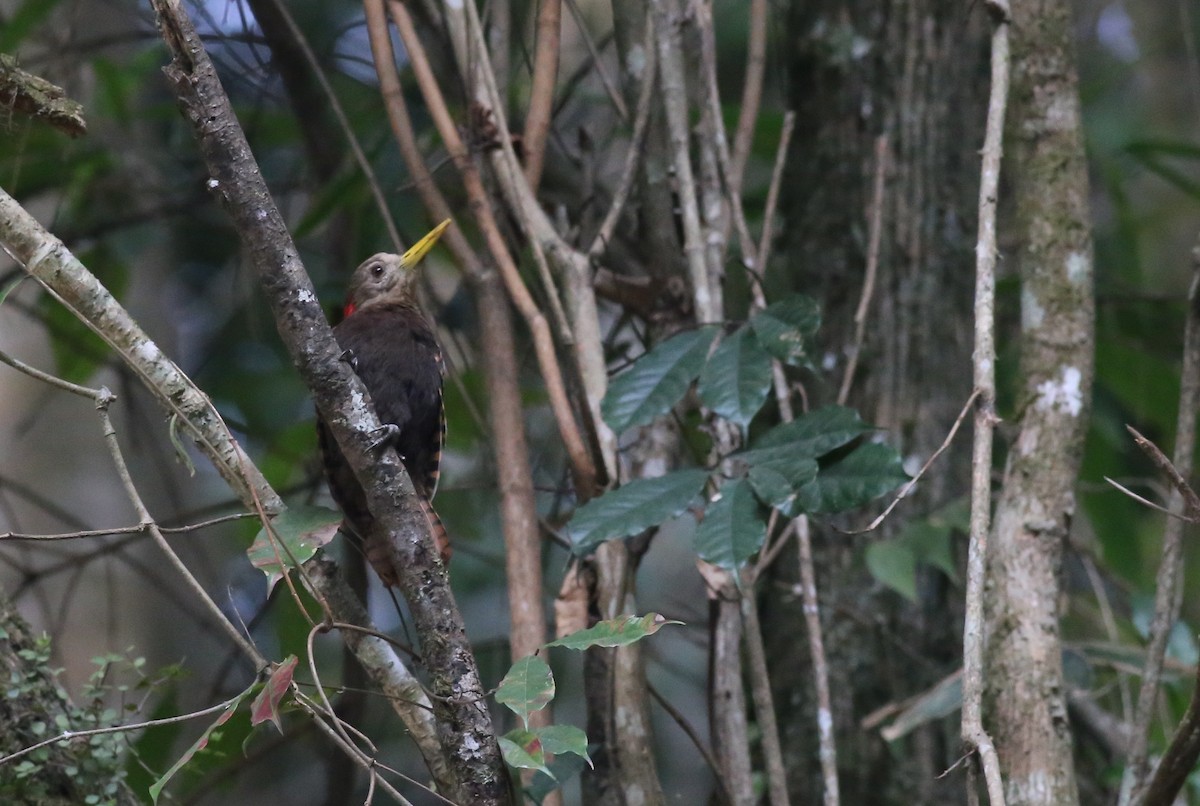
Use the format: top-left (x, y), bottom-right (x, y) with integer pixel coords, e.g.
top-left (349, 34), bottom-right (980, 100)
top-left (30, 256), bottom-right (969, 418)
top-left (368, 423), bottom-right (402, 454)
top-left (339, 348), bottom-right (358, 372)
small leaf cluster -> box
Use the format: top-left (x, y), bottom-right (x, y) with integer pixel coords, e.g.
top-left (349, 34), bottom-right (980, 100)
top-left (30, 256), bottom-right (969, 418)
top-left (570, 295), bottom-right (910, 574)
top-left (1, 639), bottom-right (147, 806)
top-left (495, 614), bottom-right (679, 801)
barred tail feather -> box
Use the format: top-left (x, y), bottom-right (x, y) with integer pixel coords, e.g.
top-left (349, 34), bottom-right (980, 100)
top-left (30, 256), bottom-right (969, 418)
top-left (417, 494), bottom-right (453, 566)
top-left (362, 496), bottom-right (451, 587)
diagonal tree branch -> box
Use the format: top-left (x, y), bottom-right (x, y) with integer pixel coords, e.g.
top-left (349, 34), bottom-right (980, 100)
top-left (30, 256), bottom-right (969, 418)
top-left (146, 1), bottom-right (508, 801)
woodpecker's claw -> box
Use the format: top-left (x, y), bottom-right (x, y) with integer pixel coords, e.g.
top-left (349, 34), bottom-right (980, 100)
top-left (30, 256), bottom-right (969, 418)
top-left (368, 423), bottom-right (402, 453)
top-left (339, 349), bottom-right (358, 372)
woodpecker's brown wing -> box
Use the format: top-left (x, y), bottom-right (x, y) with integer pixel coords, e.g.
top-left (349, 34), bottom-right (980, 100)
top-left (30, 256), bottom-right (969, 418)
top-left (317, 300), bottom-right (449, 579)
top-left (332, 302), bottom-right (445, 498)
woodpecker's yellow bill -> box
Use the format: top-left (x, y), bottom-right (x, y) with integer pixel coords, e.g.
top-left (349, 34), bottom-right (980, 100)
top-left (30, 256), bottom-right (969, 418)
top-left (401, 219), bottom-right (452, 268)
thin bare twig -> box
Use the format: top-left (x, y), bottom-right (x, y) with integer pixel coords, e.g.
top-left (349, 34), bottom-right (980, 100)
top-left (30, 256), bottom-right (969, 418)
top-left (0, 511), bottom-right (256, 540)
top-left (1103, 476), bottom-right (1195, 522)
top-left (96, 390), bottom-right (268, 669)
top-left (755, 111), bottom-right (796, 288)
top-left (438, 0), bottom-right (619, 478)
top-left (387, 0), bottom-right (598, 497)
top-left (648, 683), bottom-right (736, 806)
top-left (841, 389), bottom-right (979, 535)
top-left (741, 576), bottom-right (792, 806)
top-left (564, 0), bottom-right (628, 122)
top-left (588, 23), bottom-right (656, 259)
top-left (796, 517), bottom-right (839, 804)
top-left (0, 693), bottom-right (245, 768)
top-left (1081, 555), bottom-right (1133, 725)
top-left (729, 0), bottom-right (767, 193)
top-left (523, 0), bottom-right (561, 190)
top-left (1126, 426), bottom-right (1200, 521)
top-left (962, 1), bottom-right (1010, 804)
top-left (264, 0), bottom-right (402, 251)
top-left (1125, 259), bottom-right (1200, 805)
top-left (838, 135), bottom-right (888, 406)
top-left (650, 0), bottom-right (715, 323)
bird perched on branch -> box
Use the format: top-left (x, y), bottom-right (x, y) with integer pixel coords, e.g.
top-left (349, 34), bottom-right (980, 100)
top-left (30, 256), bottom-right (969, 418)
top-left (317, 220), bottom-right (453, 585)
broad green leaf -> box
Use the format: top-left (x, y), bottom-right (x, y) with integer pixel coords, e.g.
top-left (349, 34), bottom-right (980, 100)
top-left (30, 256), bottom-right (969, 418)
top-left (536, 725), bottom-right (593, 767)
top-left (527, 753), bottom-right (590, 804)
top-left (546, 613), bottom-right (682, 650)
top-left (797, 442), bottom-right (909, 514)
top-left (896, 497), bottom-right (968, 583)
top-left (739, 447), bottom-right (819, 491)
top-left (150, 689), bottom-right (251, 803)
top-left (746, 464), bottom-right (796, 508)
top-left (250, 656), bottom-right (297, 733)
top-left (697, 327), bottom-right (775, 427)
top-left (866, 540), bottom-right (918, 601)
top-left (601, 327), bottom-right (718, 432)
top-left (248, 506), bottom-right (342, 593)
top-left (496, 655), bottom-right (555, 728)
top-left (749, 295), bottom-right (821, 366)
top-left (566, 469), bottom-right (709, 555)
top-left (695, 479), bottom-right (767, 572)
top-left (753, 405), bottom-right (873, 457)
top-left (500, 730), bottom-right (550, 777)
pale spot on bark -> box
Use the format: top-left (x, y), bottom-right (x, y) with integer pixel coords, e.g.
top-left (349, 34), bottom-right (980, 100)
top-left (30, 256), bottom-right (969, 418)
top-left (1035, 366), bottom-right (1083, 417)
top-left (626, 44), bottom-right (647, 80)
top-left (1022, 286), bottom-right (1044, 330)
top-left (134, 340), bottom-right (161, 363)
top-left (1066, 251), bottom-right (1088, 284)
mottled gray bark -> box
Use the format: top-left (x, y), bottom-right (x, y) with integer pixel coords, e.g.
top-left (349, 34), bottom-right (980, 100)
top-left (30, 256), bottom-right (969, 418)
top-left (982, 0), bottom-right (1094, 802)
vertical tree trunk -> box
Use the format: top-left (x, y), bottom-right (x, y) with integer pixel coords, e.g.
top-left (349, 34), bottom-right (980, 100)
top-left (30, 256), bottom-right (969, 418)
top-left (983, 0), bottom-right (1094, 803)
top-left (772, 2), bottom-right (989, 801)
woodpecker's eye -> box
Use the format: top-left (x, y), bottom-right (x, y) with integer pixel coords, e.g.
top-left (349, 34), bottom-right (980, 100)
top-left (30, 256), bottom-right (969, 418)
top-left (370, 263), bottom-right (384, 278)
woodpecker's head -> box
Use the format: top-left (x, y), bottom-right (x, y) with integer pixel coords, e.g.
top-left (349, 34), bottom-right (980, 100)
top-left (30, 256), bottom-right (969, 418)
top-left (345, 219), bottom-right (451, 315)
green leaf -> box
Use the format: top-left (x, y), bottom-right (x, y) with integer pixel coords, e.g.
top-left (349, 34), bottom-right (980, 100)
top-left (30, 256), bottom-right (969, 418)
top-left (745, 464), bottom-right (797, 508)
top-left (749, 295), bottom-right (821, 366)
top-left (248, 506), bottom-right (342, 593)
top-left (536, 725), bottom-right (593, 767)
top-left (149, 689), bottom-right (251, 803)
top-left (753, 405), bottom-right (873, 456)
top-left (797, 442), bottom-right (909, 514)
top-left (500, 729), bottom-right (550, 777)
top-left (866, 540), bottom-right (918, 601)
top-left (697, 328), bottom-right (775, 427)
top-left (695, 479), bottom-right (767, 572)
top-left (527, 753), bottom-right (590, 804)
top-left (566, 469), bottom-right (709, 555)
top-left (601, 327), bottom-right (718, 432)
top-left (896, 497), bottom-right (968, 583)
top-left (739, 447), bottom-right (819, 492)
top-left (250, 656), bottom-right (297, 733)
top-left (546, 613), bottom-right (682, 650)
top-left (495, 655), bottom-right (555, 729)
